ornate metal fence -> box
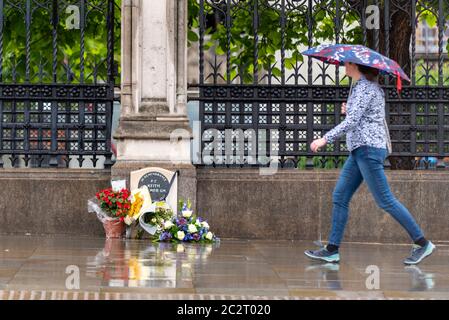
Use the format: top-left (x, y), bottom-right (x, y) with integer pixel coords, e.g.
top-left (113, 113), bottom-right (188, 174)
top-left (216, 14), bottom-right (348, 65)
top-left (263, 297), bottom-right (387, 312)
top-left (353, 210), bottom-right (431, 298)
top-left (0, 0), bottom-right (119, 168)
top-left (189, 0), bottom-right (449, 169)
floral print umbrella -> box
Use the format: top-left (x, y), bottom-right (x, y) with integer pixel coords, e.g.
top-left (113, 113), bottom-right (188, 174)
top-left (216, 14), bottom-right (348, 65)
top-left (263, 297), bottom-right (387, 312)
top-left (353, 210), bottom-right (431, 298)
top-left (302, 44), bottom-right (410, 93)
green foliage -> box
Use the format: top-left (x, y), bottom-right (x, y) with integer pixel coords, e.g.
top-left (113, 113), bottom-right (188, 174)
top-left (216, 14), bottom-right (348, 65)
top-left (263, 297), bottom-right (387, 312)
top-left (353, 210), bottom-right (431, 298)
top-left (296, 156), bottom-right (347, 169)
top-left (2, 0), bottom-right (121, 84)
top-left (416, 1), bottom-right (449, 67)
top-left (415, 61), bottom-right (449, 85)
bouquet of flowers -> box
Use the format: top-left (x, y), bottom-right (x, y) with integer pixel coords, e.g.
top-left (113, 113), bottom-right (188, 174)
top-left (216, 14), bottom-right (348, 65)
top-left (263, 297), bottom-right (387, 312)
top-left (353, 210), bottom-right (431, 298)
top-left (153, 199), bottom-right (219, 243)
top-left (90, 184), bottom-right (171, 239)
top-left (95, 188), bottom-right (131, 221)
top-left (88, 187), bottom-right (132, 238)
top-left (139, 201), bottom-right (174, 235)
top-left (89, 183), bottom-right (219, 242)
top-left (124, 186), bottom-right (152, 226)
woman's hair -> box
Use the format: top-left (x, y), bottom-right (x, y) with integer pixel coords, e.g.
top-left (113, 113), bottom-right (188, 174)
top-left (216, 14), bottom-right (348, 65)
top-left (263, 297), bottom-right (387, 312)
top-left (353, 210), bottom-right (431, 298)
top-left (355, 63), bottom-right (379, 82)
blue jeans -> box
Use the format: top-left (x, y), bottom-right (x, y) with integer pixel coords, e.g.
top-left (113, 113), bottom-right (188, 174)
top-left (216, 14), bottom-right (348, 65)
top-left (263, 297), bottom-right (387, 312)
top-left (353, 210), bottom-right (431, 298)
top-left (329, 145), bottom-right (424, 246)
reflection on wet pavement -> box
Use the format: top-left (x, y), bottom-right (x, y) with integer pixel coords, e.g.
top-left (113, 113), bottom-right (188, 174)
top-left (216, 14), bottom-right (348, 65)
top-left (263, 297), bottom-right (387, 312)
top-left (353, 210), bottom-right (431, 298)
top-left (0, 235), bottom-right (448, 299)
top-left (85, 240), bottom-right (217, 289)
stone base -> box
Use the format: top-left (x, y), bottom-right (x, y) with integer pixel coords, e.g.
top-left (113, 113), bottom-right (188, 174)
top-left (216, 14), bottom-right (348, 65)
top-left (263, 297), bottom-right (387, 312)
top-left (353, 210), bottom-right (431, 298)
top-left (196, 167), bottom-right (449, 243)
top-left (111, 161), bottom-right (197, 213)
top-left (0, 169), bottom-right (110, 236)
top-left (5, 166), bottom-right (447, 244)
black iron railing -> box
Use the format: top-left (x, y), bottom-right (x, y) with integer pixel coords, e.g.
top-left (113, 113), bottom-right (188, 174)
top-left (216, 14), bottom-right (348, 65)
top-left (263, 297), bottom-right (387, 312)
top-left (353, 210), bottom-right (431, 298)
top-left (188, 0), bottom-right (449, 169)
top-left (0, 0), bottom-right (120, 168)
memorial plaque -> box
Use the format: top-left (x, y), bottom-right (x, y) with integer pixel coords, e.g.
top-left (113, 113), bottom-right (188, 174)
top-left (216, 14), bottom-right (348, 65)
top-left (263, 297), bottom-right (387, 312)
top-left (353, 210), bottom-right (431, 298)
top-left (138, 171), bottom-right (170, 201)
top-left (130, 167), bottom-right (178, 214)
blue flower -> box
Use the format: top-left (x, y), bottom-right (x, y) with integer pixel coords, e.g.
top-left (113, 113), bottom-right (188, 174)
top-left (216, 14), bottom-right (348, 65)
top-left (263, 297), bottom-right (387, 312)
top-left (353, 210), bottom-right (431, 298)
top-left (183, 233), bottom-right (192, 242)
top-left (159, 232), bottom-right (172, 241)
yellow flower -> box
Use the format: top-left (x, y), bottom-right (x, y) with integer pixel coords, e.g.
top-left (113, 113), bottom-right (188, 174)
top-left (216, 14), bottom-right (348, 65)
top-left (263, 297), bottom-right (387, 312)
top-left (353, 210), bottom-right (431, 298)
top-left (128, 186), bottom-right (152, 220)
top-left (128, 192), bottom-right (143, 219)
top-left (155, 201), bottom-right (171, 210)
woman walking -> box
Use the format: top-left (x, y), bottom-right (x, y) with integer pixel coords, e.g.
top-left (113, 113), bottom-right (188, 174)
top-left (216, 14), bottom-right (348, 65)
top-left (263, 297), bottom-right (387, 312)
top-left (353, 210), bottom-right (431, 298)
top-left (304, 61), bottom-right (435, 265)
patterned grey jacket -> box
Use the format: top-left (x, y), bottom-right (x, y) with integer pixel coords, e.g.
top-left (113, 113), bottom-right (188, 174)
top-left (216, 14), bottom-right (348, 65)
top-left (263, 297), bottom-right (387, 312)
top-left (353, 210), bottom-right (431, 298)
top-left (324, 74), bottom-right (388, 152)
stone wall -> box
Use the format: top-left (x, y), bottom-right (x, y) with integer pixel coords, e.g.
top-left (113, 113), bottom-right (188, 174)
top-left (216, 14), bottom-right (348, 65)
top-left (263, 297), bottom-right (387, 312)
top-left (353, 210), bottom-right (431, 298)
top-left (196, 168), bottom-right (449, 243)
top-left (3, 167), bottom-right (448, 244)
top-left (0, 169), bottom-right (110, 236)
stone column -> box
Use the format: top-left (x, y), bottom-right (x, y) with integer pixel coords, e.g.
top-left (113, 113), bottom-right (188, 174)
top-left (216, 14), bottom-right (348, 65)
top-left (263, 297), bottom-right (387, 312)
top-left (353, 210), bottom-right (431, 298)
top-left (113, 0), bottom-right (196, 211)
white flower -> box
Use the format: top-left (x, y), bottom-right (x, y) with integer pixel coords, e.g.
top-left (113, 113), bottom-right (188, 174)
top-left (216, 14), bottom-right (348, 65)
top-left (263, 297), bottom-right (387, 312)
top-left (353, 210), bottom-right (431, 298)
top-left (164, 220), bottom-right (174, 229)
top-left (201, 221), bottom-right (210, 229)
top-left (124, 216), bottom-right (134, 226)
top-left (182, 210), bottom-right (193, 218)
top-left (205, 232), bottom-right (214, 240)
top-left (188, 224), bottom-right (198, 233)
top-left (151, 218), bottom-right (157, 224)
top-left (176, 231), bottom-right (186, 241)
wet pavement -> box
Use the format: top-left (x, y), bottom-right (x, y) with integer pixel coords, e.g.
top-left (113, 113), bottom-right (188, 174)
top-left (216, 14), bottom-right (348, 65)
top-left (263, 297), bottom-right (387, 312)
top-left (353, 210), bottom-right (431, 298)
top-left (0, 235), bottom-right (448, 300)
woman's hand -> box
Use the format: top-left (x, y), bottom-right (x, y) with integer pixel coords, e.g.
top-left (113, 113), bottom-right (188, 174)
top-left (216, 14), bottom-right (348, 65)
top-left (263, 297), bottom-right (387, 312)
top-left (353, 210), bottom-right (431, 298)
top-left (310, 137), bottom-right (327, 153)
top-left (341, 102), bottom-right (346, 115)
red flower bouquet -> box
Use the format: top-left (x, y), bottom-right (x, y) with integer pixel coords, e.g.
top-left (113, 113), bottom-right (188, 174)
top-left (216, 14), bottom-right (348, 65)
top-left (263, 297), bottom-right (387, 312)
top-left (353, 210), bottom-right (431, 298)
top-left (95, 188), bottom-right (131, 222)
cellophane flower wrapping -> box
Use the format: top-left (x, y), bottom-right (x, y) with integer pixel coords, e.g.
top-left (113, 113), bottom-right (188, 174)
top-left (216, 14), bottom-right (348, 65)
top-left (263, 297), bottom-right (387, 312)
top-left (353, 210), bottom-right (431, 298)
top-left (87, 197), bottom-right (121, 224)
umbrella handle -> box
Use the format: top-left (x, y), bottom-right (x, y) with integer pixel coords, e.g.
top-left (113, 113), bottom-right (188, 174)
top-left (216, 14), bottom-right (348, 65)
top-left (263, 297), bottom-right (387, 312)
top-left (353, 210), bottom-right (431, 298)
top-left (395, 70), bottom-right (402, 99)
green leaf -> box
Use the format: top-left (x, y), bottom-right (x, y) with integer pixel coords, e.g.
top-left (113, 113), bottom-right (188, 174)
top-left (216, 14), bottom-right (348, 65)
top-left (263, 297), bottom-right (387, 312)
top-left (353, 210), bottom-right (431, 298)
top-left (215, 46), bottom-right (225, 56)
top-left (422, 10), bottom-right (437, 28)
top-left (272, 67), bottom-right (281, 77)
top-left (188, 30), bottom-right (199, 42)
top-left (203, 41), bottom-right (214, 50)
